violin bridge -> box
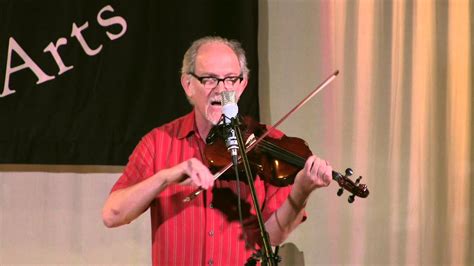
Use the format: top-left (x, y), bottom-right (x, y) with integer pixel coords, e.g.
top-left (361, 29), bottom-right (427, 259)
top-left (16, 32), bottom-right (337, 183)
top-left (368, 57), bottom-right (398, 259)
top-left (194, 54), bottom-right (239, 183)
top-left (245, 133), bottom-right (256, 147)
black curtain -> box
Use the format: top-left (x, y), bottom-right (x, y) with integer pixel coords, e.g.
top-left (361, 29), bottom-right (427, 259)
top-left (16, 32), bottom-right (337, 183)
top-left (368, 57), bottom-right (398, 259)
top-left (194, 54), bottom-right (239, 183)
top-left (0, 0), bottom-right (259, 165)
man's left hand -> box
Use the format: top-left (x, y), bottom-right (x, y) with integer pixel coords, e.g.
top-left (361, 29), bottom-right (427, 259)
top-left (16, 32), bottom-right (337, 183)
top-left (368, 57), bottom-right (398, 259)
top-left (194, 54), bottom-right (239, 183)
top-left (293, 155), bottom-right (332, 197)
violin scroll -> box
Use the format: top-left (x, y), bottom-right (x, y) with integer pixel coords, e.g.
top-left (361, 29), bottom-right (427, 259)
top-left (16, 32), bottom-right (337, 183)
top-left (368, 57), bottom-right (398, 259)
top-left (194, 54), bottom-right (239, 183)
top-left (333, 168), bottom-right (369, 203)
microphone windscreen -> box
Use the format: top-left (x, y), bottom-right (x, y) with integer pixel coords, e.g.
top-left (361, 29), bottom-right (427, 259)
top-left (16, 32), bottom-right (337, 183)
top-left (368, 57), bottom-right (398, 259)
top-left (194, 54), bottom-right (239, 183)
top-left (221, 91), bottom-right (238, 120)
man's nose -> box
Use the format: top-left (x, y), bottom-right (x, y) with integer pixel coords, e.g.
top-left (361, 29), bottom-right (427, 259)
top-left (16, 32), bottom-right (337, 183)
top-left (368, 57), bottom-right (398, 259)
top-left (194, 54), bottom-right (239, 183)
top-left (214, 80), bottom-right (228, 92)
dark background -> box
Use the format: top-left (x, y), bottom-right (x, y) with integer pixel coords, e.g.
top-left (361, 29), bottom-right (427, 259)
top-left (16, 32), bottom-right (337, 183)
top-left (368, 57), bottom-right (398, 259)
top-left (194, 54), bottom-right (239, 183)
top-left (0, 0), bottom-right (259, 165)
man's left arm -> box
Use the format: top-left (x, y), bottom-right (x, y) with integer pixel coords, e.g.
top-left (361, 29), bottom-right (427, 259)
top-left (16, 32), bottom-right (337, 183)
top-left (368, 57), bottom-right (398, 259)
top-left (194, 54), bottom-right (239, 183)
top-left (265, 155), bottom-right (332, 246)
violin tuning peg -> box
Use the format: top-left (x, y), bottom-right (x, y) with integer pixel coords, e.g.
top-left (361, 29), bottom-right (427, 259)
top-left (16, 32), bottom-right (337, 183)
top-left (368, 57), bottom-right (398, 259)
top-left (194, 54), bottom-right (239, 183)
top-left (337, 188), bottom-right (344, 196)
top-left (355, 176), bottom-right (362, 186)
top-left (345, 168), bottom-right (353, 177)
top-left (348, 194), bottom-right (355, 203)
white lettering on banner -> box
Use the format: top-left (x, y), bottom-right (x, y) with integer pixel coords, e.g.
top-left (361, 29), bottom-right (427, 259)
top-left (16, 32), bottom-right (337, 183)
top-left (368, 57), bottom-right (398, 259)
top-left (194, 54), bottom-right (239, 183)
top-left (1, 38), bottom-right (55, 97)
top-left (98, 5), bottom-right (128, 41)
top-left (43, 38), bottom-right (74, 75)
top-left (1, 4), bottom-right (128, 98)
top-left (71, 22), bottom-right (103, 56)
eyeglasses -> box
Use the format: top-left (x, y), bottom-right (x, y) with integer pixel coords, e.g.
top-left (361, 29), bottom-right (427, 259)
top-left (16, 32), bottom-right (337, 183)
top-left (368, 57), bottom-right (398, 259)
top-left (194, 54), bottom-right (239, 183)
top-left (188, 72), bottom-right (243, 90)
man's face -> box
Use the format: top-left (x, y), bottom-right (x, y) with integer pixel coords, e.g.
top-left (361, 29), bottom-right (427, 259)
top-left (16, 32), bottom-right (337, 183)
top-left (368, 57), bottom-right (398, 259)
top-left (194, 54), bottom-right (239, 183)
top-left (182, 42), bottom-right (247, 125)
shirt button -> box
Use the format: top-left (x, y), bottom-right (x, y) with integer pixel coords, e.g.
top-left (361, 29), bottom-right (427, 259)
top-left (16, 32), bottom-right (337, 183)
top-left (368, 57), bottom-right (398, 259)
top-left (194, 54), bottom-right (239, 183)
top-left (208, 230), bottom-right (214, 236)
top-left (209, 203), bottom-right (213, 208)
top-left (208, 259), bottom-right (214, 265)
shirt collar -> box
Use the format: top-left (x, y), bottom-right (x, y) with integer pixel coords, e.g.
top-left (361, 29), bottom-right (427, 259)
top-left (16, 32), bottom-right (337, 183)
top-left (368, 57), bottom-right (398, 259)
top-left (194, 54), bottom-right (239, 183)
top-left (177, 110), bottom-right (198, 139)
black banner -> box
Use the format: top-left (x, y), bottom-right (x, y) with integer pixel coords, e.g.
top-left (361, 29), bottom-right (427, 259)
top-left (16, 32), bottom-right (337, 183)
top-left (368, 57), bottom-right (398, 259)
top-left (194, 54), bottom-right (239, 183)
top-left (0, 0), bottom-right (259, 165)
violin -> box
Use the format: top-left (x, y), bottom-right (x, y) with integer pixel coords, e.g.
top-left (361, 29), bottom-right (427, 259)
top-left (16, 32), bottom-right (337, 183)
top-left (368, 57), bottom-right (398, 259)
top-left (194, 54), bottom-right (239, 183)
top-left (183, 70), bottom-right (369, 203)
top-left (204, 116), bottom-right (369, 203)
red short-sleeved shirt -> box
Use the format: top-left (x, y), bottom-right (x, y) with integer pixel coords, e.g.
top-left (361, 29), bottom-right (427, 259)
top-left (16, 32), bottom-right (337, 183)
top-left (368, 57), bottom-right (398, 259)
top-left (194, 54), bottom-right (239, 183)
top-left (111, 111), bottom-right (296, 266)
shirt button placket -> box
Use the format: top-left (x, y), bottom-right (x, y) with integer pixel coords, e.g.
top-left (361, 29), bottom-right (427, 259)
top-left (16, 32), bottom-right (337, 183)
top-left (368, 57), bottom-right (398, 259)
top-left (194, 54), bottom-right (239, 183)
top-left (207, 198), bottom-right (214, 265)
top-left (208, 203), bottom-right (214, 236)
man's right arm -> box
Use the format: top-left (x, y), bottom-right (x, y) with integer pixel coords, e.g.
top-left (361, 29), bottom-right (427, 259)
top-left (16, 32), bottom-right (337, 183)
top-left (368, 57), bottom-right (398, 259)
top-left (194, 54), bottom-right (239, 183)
top-left (102, 158), bottom-right (215, 228)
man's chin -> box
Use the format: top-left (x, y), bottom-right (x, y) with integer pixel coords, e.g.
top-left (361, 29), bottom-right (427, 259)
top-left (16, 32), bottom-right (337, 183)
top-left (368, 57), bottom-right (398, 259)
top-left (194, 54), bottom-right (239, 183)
top-left (206, 109), bottom-right (223, 125)
top-left (206, 114), bottom-right (222, 125)
top-left (207, 116), bottom-right (221, 125)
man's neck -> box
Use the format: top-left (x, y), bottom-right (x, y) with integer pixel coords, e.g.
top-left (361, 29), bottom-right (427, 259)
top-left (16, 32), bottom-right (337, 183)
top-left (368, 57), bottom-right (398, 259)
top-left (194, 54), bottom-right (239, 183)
top-left (194, 112), bottom-right (213, 140)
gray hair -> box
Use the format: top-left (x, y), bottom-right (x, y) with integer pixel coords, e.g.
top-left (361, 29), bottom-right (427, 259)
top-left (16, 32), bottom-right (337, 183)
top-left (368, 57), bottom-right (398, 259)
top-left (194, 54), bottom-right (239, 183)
top-left (181, 36), bottom-right (250, 78)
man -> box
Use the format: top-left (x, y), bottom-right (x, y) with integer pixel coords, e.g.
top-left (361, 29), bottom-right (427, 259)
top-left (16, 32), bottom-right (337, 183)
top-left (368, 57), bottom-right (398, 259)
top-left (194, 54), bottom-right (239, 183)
top-left (102, 36), bottom-right (332, 265)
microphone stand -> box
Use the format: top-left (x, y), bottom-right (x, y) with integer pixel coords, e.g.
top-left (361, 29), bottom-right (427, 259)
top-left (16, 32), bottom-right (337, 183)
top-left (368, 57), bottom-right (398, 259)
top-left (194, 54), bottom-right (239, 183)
top-left (228, 116), bottom-right (279, 266)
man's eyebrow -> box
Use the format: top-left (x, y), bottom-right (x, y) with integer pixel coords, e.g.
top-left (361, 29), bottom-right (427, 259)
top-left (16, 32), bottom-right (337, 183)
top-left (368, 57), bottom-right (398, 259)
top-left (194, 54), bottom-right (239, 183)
top-left (198, 72), bottom-right (241, 77)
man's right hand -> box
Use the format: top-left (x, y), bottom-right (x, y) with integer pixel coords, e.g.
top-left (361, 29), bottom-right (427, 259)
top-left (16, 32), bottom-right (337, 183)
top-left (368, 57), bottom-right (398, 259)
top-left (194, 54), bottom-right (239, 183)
top-left (172, 158), bottom-right (215, 190)
top-left (102, 158), bottom-right (214, 228)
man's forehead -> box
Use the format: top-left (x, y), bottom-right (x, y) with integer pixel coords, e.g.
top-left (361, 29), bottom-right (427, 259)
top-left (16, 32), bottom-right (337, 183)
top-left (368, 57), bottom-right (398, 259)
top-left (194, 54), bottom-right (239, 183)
top-left (195, 42), bottom-right (241, 73)
top-left (198, 41), bottom-right (233, 54)
top-left (196, 43), bottom-right (238, 62)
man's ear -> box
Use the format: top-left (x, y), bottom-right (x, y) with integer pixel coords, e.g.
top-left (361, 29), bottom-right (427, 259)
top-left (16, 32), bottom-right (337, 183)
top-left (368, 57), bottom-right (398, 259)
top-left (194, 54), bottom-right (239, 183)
top-left (236, 77), bottom-right (249, 99)
top-left (181, 74), bottom-right (194, 97)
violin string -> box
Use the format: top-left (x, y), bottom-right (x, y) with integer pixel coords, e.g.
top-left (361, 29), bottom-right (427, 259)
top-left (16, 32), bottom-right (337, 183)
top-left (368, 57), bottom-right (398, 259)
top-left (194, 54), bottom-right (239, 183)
top-left (259, 140), bottom-right (303, 165)
top-left (258, 139), bottom-right (307, 167)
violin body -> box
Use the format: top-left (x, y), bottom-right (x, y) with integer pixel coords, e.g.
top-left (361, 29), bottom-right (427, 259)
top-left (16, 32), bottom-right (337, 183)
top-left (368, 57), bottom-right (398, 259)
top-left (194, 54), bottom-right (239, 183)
top-left (205, 116), bottom-right (310, 186)
top-left (206, 128), bottom-right (312, 187)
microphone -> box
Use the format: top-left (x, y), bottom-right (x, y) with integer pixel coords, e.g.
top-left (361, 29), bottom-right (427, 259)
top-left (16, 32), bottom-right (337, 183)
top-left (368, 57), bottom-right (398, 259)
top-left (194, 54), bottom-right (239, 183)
top-left (221, 91), bottom-right (238, 124)
top-left (221, 91), bottom-right (239, 159)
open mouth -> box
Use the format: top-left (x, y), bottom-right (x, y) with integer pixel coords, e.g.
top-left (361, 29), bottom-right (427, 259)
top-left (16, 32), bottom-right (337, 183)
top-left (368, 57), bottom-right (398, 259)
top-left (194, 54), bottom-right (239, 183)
top-left (210, 100), bottom-right (221, 106)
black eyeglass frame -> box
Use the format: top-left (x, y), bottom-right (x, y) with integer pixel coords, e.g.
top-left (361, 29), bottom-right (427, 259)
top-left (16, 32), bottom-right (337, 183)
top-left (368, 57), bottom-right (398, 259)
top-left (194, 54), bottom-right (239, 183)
top-left (188, 72), bottom-right (244, 89)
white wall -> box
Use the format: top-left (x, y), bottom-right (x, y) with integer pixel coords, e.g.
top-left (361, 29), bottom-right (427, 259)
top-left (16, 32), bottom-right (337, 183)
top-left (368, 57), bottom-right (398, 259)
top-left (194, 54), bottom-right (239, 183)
top-left (0, 167), bottom-right (150, 265)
